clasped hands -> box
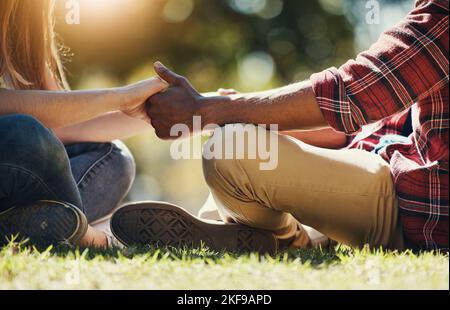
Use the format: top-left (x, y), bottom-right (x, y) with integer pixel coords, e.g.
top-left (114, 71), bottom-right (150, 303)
top-left (120, 61), bottom-right (232, 140)
top-left (146, 61), bottom-right (209, 140)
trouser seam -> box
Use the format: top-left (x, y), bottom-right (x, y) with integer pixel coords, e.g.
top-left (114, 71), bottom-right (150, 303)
top-left (0, 163), bottom-right (59, 204)
top-left (210, 162), bottom-right (255, 225)
top-left (76, 143), bottom-right (115, 188)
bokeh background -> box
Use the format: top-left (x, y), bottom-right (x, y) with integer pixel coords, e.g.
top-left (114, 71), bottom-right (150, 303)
top-left (55, 0), bottom-right (411, 214)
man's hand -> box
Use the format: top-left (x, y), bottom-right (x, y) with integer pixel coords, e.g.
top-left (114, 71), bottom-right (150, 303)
top-left (146, 62), bottom-right (205, 139)
top-left (146, 62), bottom-right (326, 139)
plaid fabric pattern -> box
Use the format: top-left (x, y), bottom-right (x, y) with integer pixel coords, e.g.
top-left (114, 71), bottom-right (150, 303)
top-left (310, 0), bottom-right (449, 250)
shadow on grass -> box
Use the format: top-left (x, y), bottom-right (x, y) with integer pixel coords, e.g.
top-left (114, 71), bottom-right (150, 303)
top-left (56, 244), bottom-right (348, 266)
top-left (3, 239), bottom-right (446, 267)
top-left (2, 238), bottom-right (348, 266)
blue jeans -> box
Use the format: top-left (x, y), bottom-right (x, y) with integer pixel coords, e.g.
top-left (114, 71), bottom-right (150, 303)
top-left (0, 114), bottom-right (136, 223)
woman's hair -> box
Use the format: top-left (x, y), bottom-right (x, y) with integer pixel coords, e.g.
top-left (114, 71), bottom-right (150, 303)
top-left (0, 0), bottom-right (68, 90)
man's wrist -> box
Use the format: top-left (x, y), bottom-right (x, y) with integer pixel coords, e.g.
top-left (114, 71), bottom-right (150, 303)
top-left (197, 96), bottom-right (235, 127)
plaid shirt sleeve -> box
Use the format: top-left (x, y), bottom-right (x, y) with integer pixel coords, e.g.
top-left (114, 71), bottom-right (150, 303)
top-left (310, 0), bottom-right (449, 250)
top-left (310, 0), bottom-right (449, 135)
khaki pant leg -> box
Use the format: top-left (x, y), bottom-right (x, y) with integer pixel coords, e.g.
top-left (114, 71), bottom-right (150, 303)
top-left (202, 125), bottom-right (404, 249)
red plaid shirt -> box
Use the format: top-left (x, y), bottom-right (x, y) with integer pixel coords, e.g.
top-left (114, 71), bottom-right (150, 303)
top-left (311, 0), bottom-right (449, 250)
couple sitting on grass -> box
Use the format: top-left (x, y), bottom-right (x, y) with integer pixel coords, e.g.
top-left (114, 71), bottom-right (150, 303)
top-left (0, 0), bottom-right (448, 253)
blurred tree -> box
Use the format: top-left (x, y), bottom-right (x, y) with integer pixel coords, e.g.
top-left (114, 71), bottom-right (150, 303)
top-left (53, 0), bottom-right (410, 212)
top-left (56, 0), bottom-right (358, 91)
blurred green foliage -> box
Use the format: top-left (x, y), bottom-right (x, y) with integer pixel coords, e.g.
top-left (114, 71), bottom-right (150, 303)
top-left (54, 0), bottom-right (410, 213)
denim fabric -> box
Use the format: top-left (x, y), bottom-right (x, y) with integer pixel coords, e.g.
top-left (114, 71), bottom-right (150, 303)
top-left (66, 141), bottom-right (135, 222)
top-left (0, 114), bottom-right (135, 223)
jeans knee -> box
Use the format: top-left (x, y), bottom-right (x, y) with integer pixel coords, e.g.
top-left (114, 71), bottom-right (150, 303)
top-left (0, 114), bottom-right (67, 166)
top-left (110, 140), bottom-right (136, 190)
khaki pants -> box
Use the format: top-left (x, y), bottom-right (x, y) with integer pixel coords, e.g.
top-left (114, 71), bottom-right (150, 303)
top-left (202, 125), bottom-right (404, 250)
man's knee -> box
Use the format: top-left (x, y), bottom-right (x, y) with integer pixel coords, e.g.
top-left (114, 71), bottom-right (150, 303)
top-left (203, 125), bottom-right (240, 188)
top-left (203, 124), bottom-right (264, 192)
top-left (0, 114), bottom-right (67, 166)
top-left (202, 154), bottom-right (238, 191)
top-left (202, 124), bottom-right (279, 186)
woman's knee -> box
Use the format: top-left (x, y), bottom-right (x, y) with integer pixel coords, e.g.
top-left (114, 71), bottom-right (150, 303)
top-left (110, 140), bottom-right (136, 189)
top-left (79, 141), bottom-right (135, 222)
top-left (0, 115), bottom-right (81, 208)
top-left (0, 114), bottom-right (67, 167)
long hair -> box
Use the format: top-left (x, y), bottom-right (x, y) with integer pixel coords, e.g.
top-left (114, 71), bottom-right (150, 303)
top-left (0, 0), bottom-right (68, 90)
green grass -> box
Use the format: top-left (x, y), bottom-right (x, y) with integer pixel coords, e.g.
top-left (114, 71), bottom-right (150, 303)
top-left (0, 242), bottom-right (448, 290)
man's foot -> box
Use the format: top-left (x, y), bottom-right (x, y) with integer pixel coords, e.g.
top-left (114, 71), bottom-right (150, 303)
top-left (198, 199), bottom-right (331, 249)
top-left (111, 202), bottom-right (278, 254)
top-left (0, 200), bottom-right (88, 247)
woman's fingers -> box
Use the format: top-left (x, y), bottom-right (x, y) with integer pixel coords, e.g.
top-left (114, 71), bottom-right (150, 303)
top-left (148, 77), bottom-right (169, 94)
top-left (119, 77), bottom-right (167, 122)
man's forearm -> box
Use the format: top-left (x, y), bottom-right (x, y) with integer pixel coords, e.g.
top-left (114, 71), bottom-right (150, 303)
top-left (146, 63), bottom-right (329, 139)
top-left (281, 128), bottom-right (348, 149)
top-left (0, 88), bottom-right (124, 129)
top-left (199, 81), bottom-right (327, 131)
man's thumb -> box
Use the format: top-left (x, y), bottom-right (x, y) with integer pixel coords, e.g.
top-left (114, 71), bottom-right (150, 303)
top-left (154, 61), bottom-right (179, 84)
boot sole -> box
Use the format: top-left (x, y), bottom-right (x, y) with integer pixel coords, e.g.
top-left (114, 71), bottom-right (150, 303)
top-left (0, 200), bottom-right (88, 247)
top-left (111, 202), bottom-right (278, 254)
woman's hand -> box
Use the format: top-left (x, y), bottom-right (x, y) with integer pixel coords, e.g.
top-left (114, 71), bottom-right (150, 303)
top-left (119, 77), bottom-right (168, 122)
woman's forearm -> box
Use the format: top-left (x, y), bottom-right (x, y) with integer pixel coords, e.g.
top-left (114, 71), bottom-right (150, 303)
top-left (0, 77), bottom-right (167, 129)
top-left (54, 112), bottom-right (152, 145)
top-left (0, 88), bottom-right (123, 129)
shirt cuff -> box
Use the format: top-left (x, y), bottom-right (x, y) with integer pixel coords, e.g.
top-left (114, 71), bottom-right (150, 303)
top-left (310, 67), bottom-right (360, 134)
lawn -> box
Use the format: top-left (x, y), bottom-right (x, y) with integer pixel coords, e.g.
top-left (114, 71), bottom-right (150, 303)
top-left (0, 243), bottom-right (448, 290)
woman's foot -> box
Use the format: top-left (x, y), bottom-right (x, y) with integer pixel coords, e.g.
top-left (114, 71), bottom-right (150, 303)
top-left (78, 224), bottom-right (124, 249)
top-left (111, 202), bottom-right (278, 254)
top-left (0, 200), bottom-right (88, 247)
